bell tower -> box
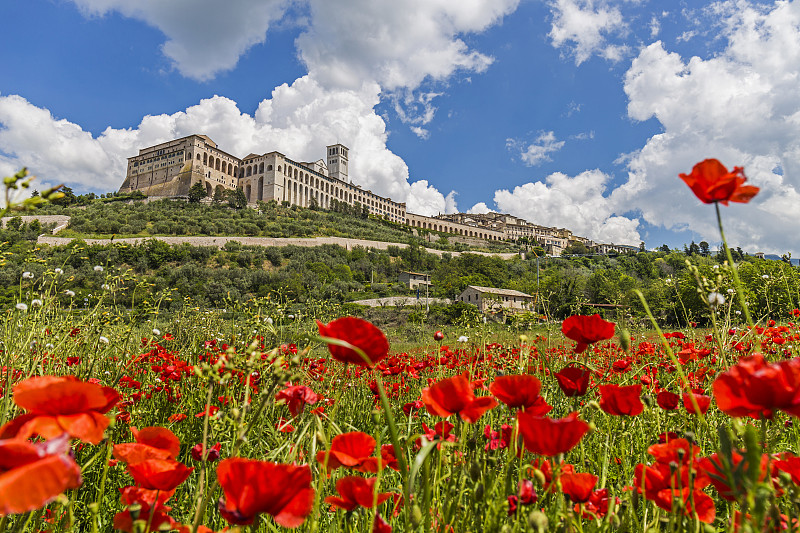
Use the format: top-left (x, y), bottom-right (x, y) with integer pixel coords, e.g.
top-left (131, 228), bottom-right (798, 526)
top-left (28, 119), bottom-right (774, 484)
top-left (326, 143), bottom-right (349, 183)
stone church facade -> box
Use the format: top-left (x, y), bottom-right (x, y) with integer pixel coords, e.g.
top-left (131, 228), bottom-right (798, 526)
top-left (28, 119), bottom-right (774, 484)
top-left (118, 134), bottom-right (407, 224)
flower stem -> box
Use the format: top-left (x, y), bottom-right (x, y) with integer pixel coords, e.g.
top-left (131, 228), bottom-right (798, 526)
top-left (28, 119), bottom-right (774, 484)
top-left (716, 202), bottom-right (755, 329)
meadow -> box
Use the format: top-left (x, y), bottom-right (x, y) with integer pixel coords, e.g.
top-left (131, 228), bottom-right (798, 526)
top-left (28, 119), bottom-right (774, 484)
top-left (2, 161), bottom-right (800, 532)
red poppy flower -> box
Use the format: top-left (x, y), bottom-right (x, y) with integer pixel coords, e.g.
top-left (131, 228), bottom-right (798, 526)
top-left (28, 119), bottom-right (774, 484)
top-left (578, 488), bottom-right (618, 519)
top-left (713, 354), bottom-right (800, 419)
top-left (561, 314), bottom-right (615, 353)
top-left (113, 486), bottom-right (176, 533)
top-left (679, 159), bottom-right (759, 205)
top-left (0, 375), bottom-right (120, 445)
top-left (373, 514), bottom-right (392, 533)
top-left (316, 431), bottom-right (379, 473)
top-left (554, 366), bottom-right (592, 397)
top-left (656, 391), bottom-right (680, 410)
top-left (560, 472), bottom-right (598, 503)
top-left (700, 452), bottom-right (769, 501)
top-left (517, 411), bottom-right (590, 456)
top-left (324, 476), bottom-right (391, 511)
top-left (275, 384), bottom-right (319, 417)
top-left (489, 375), bottom-right (549, 412)
top-left (683, 392), bottom-right (712, 415)
top-left (421, 374), bottom-right (498, 423)
top-left (114, 426), bottom-right (181, 466)
top-left (0, 436), bottom-right (82, 516)
top-left (217, 458), bottom-right (314, 527)
top-left (127, 459), bottom-right (193, 491)
top-left (598, 384), bottom-right (644, 416)
top-left (433, 330), bottom-right (444, 341)
top-left (317, 317), bottom-right (389, 368)
top-left (191, 442), bottom-right (221, 462)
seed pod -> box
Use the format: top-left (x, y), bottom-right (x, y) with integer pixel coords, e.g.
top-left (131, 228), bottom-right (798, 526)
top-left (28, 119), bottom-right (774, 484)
top-left (527, 510), bottom-right (549, 532)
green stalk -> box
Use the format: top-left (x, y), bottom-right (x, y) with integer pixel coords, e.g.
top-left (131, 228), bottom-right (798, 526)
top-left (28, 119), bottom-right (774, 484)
top-left (716, 202), bottom-right (754, 329)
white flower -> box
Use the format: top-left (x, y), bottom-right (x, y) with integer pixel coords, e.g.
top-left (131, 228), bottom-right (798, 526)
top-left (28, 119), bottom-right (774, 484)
top-left (31, 299), bottom-right (43, 307)
top-left (93, 265), bottom-right (104, 272)
top-left (708, 292), bottom-right (726, 307)
top-left (45, 343), bottom-right (54, 349)
top-left (665, 278), bottom-right (672, 284)
top-left (287, 314), bottom-right (295, 319)
top-left (152, 328), bottom-right (161, 336)
top-left (458, 335), bottom-right (469, 343)
top-left (101, 284), bottom-right (111, 290)
top-left (265, 317), bottom-right (273, 325)
top-left (65, 290), bottom-right (75, 297)
top-left (727, 289), bottom-right (735, 294)
top-left (54, 268), bottom-right (63, 275)
top-left (22, 271), bottom-right (33, 279)
top-left (15, 303), bottom-right (28, 311)
top-left (762, 274), bottom-right (770, 279)
top-left (99, 336), bottom-right (109, 344)
top-left (735, 310), bottom-right (742, 315)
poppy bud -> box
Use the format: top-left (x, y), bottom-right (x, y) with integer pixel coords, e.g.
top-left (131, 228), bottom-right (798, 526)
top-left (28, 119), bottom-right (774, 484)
top-left (469, 462), bottom-right (481, 482)
top-left (434, 331), bottom-right (444, 341)
top-left (500, 525), bottom-right (512, 533)
top-left (619, 329), bottom-right (631, 351)
top-left (473, 482), bottom-right (484, 502)
top-left (527, 510), bottom-right (549, 532)
top-left (532, 468), bottom-right (546, 487)
top-left (411, 505), bottom-right (423, 527)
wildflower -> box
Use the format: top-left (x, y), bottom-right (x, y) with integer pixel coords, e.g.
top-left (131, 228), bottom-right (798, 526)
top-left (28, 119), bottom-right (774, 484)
top-left (561, 314), bottom-right (615, 353)
top-left (708, 292), bottom-right (725, 307)
top-left (22, 271), bottom-right (33, 279)
top-left (0, 375), bottom-right (121, 445)
top-left (560, 472), bottom-right (598, 503)
top-left (554, 365), bottom-right (592, 397)
top-left (713, 353), bottom-right (800, 419)
top-left (191, 442), bottom-right (221, 462)
top-left (762, 274), bottom-right (770, 279)
top-left (127, 459), bottom-right (193, 491)
top-left (54, 268), bottom-right (63, 275)
top-left (31, 299), bottom-right (43, 307)
top-left (275, 384), bottom-right (319, 417)
top-left (317, 317), bottom-right (389, 368)
top-left (15, 303), bottom-right (28, 312)
top-left (457, 335), bottom-right (469, 342)
top-left (316, 432), bottom-right (379, 473)
top-left (324, 476), bottom-right (391, 512)
top-left (101, 284), bottom-right (111, 290)
top-left (598, 384), bottom-right (644, 416)
top-left (217, 458), bottom-right (314, 527)
top-left (0, 435), bottom-right (82, 515)
top-left (679, 159), bottom-right (759, 205)
top-left (683, 392), bottom-right (712, 415)
top-left (99, 336), bottom-right (109, 344)
top-left (93, 265), bottom-right (104, 272)
top-left (421, 374), bottom-right (497, 423)
top-left (656, 391), bottom-right (680, 411)
top-left (517, 411), bottom-right (590, 456)
top-left (113, 426), bottom-right (181, 465)
top-left (433, 330), bottom-right (444, 341)
top-left (152, 328), bottom-right (161, 336)
top-left (64, 290), bottom-right (75, 297)
top-left (489, 375), bottom-right (551, 414)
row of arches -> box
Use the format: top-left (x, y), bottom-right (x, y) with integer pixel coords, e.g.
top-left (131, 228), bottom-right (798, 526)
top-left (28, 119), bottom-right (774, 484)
top-left (408, 219), bottom-right (501, 241)
top-left (199, 153), bottom-right (237, 177)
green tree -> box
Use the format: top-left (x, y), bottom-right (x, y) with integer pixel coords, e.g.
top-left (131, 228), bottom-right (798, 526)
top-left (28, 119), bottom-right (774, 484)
top-left (562, 241), bottom-right (589, 256)
top-left (213, 185), bottom-right (226, 205)
top-left (188, 181), bottom-right (207, 203)
top-left (699, 241), bottom-right (710, 256)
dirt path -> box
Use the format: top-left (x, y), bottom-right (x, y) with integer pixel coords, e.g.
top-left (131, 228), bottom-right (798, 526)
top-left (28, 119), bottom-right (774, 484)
top-left (37, 233), bottom-right (521, 259)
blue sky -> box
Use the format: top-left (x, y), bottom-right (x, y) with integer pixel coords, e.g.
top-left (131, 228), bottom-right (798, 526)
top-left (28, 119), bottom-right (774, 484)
top-left (1, 0), bottom-right (798, 255)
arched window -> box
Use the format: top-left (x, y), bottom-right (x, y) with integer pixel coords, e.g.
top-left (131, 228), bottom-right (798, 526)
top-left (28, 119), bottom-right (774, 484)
top-left (259, 163), bottom-right (264, 173)
top-left (267, 164), bottom-right (273, 171)
top-left (215, 160), bottom-right (220, 171)
top-left (277, 165), bottom-right (281, 172)
top-left (247, 166), bottom-right (252, 177)
top-left (196, 154), bottom-right (201, 161)
top-left (203, 153), bottom-right (208, 165)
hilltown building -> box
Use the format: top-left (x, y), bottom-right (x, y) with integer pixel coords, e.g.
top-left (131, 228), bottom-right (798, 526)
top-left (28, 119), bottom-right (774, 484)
top-left (118, 134), bottom-right (634, 254)
top-left (456, 285), bottom-right (534, 313)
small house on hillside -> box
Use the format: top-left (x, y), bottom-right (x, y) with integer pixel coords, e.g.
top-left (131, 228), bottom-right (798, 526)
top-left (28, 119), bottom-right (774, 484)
top-left (457, 285), bottom-right (533, 313)
top-left (399, 271), bottom-right (431, 290)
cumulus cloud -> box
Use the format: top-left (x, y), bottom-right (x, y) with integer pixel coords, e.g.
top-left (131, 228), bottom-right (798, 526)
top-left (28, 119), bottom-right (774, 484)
top-left (468, 202), bottom-right (492, 214)
top-left (493, 169), bottom-right (641, 244)
top-left (617, 0), bottom-right (800, 254)
top-left (509, 131), bottom-right (566, 166)
top-left (69, 0), bottom-right (290, 81)
top-left (3, 0), bottom-right (524, 213)
top-left (548, 0), bottom-right (628, 65)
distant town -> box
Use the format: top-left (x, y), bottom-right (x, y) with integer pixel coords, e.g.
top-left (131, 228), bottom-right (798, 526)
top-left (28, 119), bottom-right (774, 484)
top-left (119, 134), bottom-right (638, 257)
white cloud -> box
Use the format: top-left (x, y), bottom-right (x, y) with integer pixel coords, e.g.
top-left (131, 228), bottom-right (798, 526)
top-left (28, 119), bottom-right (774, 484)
top-left (444, 191), bottom-right (459, 214)
top-left (468, 202), bottom-right (492, 214)
top-left (617, 0), bottom-right (800, 254)
top-left (510, 131), bottom-right (566, 166)
top-left (3, 0), bottom-right (524, 213)
top-left (493, 169), bottom-right (641, 244)
top-left (69, 0), bottom-right (290, 81)
top-left (548, 0), bottom-right (628, 65)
